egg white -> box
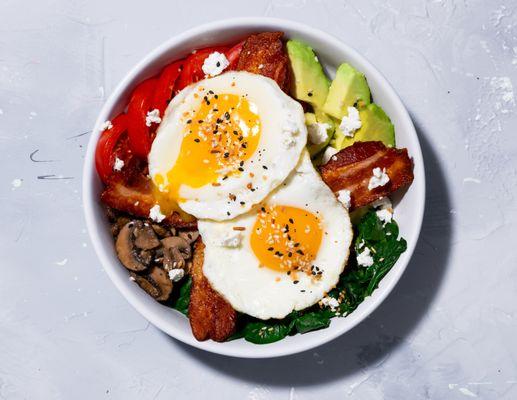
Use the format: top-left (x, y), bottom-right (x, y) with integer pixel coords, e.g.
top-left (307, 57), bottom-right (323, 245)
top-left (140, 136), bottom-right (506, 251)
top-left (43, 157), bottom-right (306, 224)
top-left (198, 151), bottom-right (353, 320)
top-left (149, 71), bottom-right (307, 221)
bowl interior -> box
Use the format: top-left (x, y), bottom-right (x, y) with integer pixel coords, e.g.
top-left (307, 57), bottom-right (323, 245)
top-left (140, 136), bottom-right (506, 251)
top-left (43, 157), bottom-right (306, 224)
top-left (83, 18), bottom-right (425, 358)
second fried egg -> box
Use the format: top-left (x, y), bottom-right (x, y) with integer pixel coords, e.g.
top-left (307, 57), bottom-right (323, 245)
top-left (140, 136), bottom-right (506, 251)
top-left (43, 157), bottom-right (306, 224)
top-left (198, 151), bottom-right (353, 320)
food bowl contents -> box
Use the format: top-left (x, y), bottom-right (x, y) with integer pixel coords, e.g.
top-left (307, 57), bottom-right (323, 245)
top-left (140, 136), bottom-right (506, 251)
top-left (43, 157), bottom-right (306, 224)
top-left (95, 31), bottom-right (414, 344)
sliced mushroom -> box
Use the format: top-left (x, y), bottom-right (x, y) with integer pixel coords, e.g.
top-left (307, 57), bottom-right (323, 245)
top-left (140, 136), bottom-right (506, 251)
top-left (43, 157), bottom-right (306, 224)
top-left (130, 273), bottom-right (160, 298)
top-left (161, 236), bottom-right (191, 270)
top-left (148, 266), bottom-right (173, 301)
top-left (179, 230), bottom-right (199, 245)
top-left (151, 224), bottom-right (170, 238)
top-left (116, 221), bottom-right (152, 271)
top-left (111, 216), bottom-right (131, 237)
top-left (133, 222), bottom-right (160, 250)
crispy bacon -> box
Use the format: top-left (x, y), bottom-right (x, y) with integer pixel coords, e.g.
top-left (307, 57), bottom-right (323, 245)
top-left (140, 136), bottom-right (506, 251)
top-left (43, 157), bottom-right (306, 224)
top-left (237, 31), bottom-right (290, 92)
top-left (320, 141), bottom-right (414, 210)
top-left (188, 240), bottom-right (237, 342)
top-left (100, 156), bottom-right (196, 228)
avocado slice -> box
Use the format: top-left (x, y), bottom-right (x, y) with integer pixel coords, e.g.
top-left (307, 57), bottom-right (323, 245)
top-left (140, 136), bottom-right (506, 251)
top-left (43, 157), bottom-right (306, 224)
top-left (331, 103), bottom-right (395, 150)
top-left (287, 40), bottom-right (330, 110)
top-left (323, 63), bottom-right (371, 119)
top-left (305, 112), bottom-right (336, 157)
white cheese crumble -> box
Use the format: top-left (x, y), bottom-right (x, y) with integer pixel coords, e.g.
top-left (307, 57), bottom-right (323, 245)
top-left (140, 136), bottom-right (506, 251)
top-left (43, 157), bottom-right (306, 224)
top-left (11, 178), bottom-right (22, 189)
top-left (320, 296), bottom-right (340, 311)
top-left (145, 109), bottom-right (161, 127)
top-left (283, 136), bottom-right (297, 148)
top-left (218, 230), bottom-right (243, 248)
top-left (149, 204), bottom-right (166, 222)
top-left (336, 189), bottom-right (351, 209)
top-left (307, 122), bottom-right (330, 145)
top-left (368, 167), bottom-right (390, 190)
top-left (372, 196), bottom-right (393, 224)
top-left (321, 146), bottom-right (339, 164)
top-left (339, 106), bottom-right (361, 137)
top-left (202, 52), bottom-right (230, 77)
top-left (168, 268), bottom-right (185, 282)
top-left (357, 247), bottom-right (374, 267)
top-left (376, 208), bottom-right (393, 225)
top-left (371, 196), bottom-right (392, 210)
top-left (55, 258), bottom-right (68, 266)
top-left (100, 120), bottom-right (113, 131)
top-left (113, 157), bottom-right (124, 171)
top-left (281, 113), bottom-right (300, 149)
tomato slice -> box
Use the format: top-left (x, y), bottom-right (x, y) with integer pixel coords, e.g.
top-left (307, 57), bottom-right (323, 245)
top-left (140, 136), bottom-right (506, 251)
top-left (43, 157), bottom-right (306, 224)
top-left (152, 59), bottom-right (184, 115)
top-left (175, 46), bottom-right (229, 92)
top-left (127, 78), bottom-right (158, 159)
top-left (95, 113), bottom-right (128, 183)
top-left (226, 40), bottom-right (244, 70)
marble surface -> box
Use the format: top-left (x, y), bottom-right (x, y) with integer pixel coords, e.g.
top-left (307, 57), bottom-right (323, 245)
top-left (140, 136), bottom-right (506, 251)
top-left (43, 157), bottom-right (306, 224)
top-left (1, 0), bottom-right (517, 398)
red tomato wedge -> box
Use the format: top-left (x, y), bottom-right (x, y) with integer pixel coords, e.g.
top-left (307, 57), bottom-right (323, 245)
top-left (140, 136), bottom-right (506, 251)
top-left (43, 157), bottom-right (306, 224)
top-left (95, 113), bottom-right (128, 183)
top-left (226, 41), bottom-right (244, 70)
top-left (175, 46), bottom-right (229, 92)
top-left (127, 78), bottom-right (158, 159)
top-left (152, 59), bottom-right (184, 115)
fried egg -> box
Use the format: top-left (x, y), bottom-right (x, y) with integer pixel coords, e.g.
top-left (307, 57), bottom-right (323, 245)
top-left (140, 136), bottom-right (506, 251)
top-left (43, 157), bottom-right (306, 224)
top-left (148, 71), bottom-right (307, 221)
top-left (198, 151), bottom-right (353, 320)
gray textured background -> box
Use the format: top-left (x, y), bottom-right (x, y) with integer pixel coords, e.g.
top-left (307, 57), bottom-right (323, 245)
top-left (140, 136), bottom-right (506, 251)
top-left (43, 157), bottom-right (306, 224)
top-left (1, 0), bottom-right (516, 399)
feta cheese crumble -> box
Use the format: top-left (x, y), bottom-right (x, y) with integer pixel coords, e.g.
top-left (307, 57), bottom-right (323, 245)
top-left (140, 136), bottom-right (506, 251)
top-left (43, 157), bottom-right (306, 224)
top-left (368, 167), bottom-right (390, 190)
top-left (202, 52), bottom-right (230, 77)
top-left (100, 120), bottom-right (113, 131)
top-left (357, 247), bottom-right (374, 267)
top-left (336, 189), bottom-right (351, 209)
top-left (149, 204), bottom-right (166, 222)
top-left (376, 208), bottom-right (393, 225)
top-left (168, 268), bottom-right (185, 282)
top-left (145, 109), bottom-right (161, 127)
top-left (307, 122), bottom-right (330, 145)
top-left (339, 106), bottom-right (361, 137)
top-left (321, 146), bottom-right (339, 164)
top-left (11, 178), bottom-right (22, 189)
top-left (320, 296), bottom-right (340, 311)
top-left (113, 157), bottom-right (124, 171)
top-left (371, 196), bottom-right (392, 210)
top-left (219, 230), bottom-right (243, 248)
top-left (372, 196), bottom-right (393, 224)
top-left (281, 113), bottom-right (300, 148)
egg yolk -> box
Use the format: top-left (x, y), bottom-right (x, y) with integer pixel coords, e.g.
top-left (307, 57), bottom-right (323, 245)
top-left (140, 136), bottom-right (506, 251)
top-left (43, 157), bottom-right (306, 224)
top-left (153, 90), bottom-right (261, 204)
top-left (250, 205), bottom-right (323, 275)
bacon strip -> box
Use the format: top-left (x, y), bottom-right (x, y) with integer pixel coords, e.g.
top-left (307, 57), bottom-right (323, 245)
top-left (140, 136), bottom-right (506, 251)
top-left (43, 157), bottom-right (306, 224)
top-left (237, 31), bottom-right (290, 92)
top-left (320, 141), bottom-right (414, 210)
top-left (100, 157), bottom-right (196, 228)
top-left (189, 240), bottom-right (237, 342)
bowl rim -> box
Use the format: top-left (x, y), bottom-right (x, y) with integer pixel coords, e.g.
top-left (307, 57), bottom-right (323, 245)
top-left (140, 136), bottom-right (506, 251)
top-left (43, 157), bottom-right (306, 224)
top-left (83, 17), bottom-right (426, 358)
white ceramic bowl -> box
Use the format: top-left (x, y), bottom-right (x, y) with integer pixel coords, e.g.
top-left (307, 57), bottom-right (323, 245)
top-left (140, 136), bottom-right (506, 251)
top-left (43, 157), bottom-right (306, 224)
top-left (83, 17), bottom-right (425, 358)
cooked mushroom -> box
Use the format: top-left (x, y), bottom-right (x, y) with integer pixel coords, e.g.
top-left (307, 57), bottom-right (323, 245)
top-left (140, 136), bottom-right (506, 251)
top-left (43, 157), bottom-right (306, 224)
top-left (133, 222), bottom-right (160, 250)
top-left (130, 273), bottom-right (160, 298)
top-left (161, 236), bottom-right (191, 270)
top-left (111, 216), bottom-right (131, 237)
top-left (148, 266), bottom-right (173, 301)
top-left (151, 224), bottom-right (170, 238)
top-left (179, 230), bottom-right (199, 244)
top-left (116, 221), bottom-right (153, 271)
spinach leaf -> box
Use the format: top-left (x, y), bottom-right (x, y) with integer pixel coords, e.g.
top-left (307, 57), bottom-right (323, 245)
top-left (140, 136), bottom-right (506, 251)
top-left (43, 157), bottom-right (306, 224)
top-left (294, 311), bottom-right (332, 334)
top-left (241, 321), bottom-right (292, 344)
top-left (171, 277), bottom-right (191, 316)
